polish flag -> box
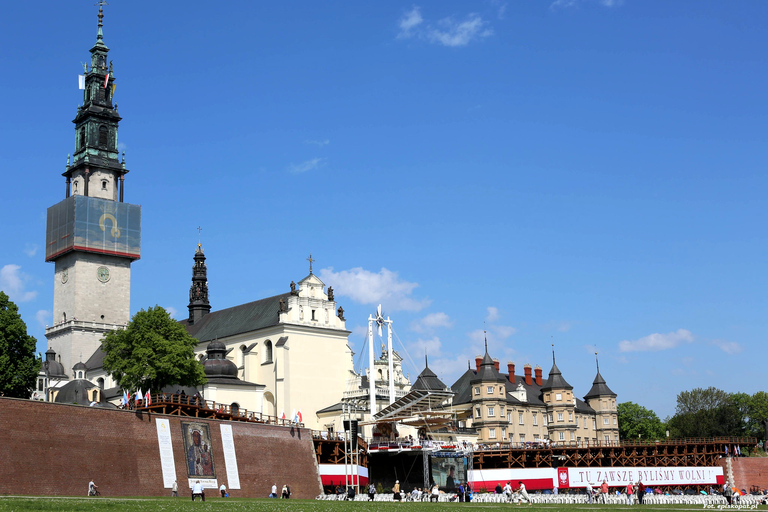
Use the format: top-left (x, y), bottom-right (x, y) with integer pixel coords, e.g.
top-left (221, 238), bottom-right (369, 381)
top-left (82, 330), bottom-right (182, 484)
top-left (104, 73), bottom-right (110, 88)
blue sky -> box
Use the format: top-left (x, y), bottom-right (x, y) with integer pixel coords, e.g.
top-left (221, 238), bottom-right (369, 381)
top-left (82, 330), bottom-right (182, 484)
top-left (1, 1), bottom-right (766, 419)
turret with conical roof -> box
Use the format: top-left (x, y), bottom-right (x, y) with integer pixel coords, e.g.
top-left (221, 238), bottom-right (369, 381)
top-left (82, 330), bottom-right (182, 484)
top-left (469, 341), bottom-right (508, 442)
top-left (584, 354), bottom-right (619, 443)
top-left (541, 347), bottom-right (577, 444)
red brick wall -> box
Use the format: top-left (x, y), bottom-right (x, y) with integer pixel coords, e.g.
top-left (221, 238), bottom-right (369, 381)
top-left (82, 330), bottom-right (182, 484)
top-left (1, 397), bottom-right (322, 498)
top-left (729, 457), bottom-right (768, 492)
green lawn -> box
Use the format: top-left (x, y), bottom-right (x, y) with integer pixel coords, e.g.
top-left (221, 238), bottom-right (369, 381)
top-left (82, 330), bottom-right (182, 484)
top-left (0, 497), bottom-right (762, 512)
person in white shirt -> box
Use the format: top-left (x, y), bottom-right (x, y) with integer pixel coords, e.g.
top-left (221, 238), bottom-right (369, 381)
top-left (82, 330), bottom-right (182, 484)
top-left (586, 482), bottom-right (594, 504)
top-left (271, 483), bottom-right (277, 498)
top-left (516, 481), bottom-right (531, 505)
top-left (220, 483), bottom-right (227, 498)
top-left (192, 480), bottom-right (205, 501)
top-left (503, 482), bottom-right (513, 502)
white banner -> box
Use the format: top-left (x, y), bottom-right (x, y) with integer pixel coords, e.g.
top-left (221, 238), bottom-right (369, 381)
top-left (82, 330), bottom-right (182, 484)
top-left (220, 424), bottom-right (241, 489)
top-left (565, 466), bottom-right (724, 488)
top-left (155, 418), bottom-right (177, 488)
top-left (187, 478), bottom-right (218, 489)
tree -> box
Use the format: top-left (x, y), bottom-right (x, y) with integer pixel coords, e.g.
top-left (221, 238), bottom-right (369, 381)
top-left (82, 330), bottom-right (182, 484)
top-left (668, 387), bottom-right (743, 438)
top-left (0, 291), bottom-right (41, 397)
top-left (102, 306), bottom-right (206, 391)
top-left (617, 401), bottom-right (667, 441)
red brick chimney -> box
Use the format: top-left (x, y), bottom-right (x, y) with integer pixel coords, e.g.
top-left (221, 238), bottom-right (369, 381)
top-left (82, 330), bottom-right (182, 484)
top-left (493, 359), bottom-right (500, 372)
top-left (475, 356), bottom-right (482, 372)
top-left (534, 365), bottom-right (543, 386)
top-left (507, 362), bottom-right (516, 383)
top-left (524, 364), bottom-right (533, 386)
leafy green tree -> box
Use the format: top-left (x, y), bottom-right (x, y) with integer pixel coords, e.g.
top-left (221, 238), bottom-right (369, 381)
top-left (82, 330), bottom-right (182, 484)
top-left (0, 291), bottom-right (41, 397)
top-left (617, 401), bottom-right (667, 441)
top-left (668, 387), bottom-right (743, 438)
top-left (731, 391), bottom-right (768, 441)
top-left (102, 306), bottom-right (206, 391)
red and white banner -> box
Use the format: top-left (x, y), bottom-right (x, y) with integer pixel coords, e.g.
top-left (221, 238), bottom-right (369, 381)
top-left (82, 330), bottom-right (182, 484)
top-left (319, 463), bottom-right (369, 486)
top-left (469, 465), bottom-right (723, 491)
top-left (565, 466), bottom-right (724, 488)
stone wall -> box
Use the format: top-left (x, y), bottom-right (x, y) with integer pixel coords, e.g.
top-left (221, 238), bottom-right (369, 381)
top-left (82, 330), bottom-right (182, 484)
top-left (2, 397), bottom-right (322, 498)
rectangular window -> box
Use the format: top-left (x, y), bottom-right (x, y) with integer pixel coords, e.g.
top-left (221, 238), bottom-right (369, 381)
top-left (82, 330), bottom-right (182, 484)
top-left (557, 412), bottom-right (563, 422)
top-left (605, 435), bottom-right (610, 442)
top-left (593, 420), bottom-right (597, 429)
top-left (569, 412), bottom-right (573, 422)
top-left (584, 418), bottom-right (588, 428)
top-left (613, 417), bottom-right (617, 425)
top-left (507, 412), bottom-right (512, 423)
top-left (502, 427), bottom-right (506, 439)
top-left (474, 387), bottom-right (480, 395)
top-left (519, 434), bottom-right (525, 442)
top-left (548, 414), bottom-right (553, 423)
top-left (558, 432), bottom-right (565, 441)
top-left (487, 386), bottom-right (494, 394)
top-left (604, 417), bottom-right (609, 425)
top-left (489, 428), bottom-right (496, 439)
top-left (475, 408), bottom-right (481, 418)
top-left (556, 393), bottom-right (562, 401)
top-left (487, 407), bottom-right (495, 417)
top-left (532, 413), bottom-right (538, 426)
top-left (570, 431), bottom-right (575, 441)
top-left (519, 412), bottom-right (524, 425)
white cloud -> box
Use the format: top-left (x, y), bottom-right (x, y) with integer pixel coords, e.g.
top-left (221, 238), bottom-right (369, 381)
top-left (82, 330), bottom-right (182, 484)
top-left (165, 306), bottom-right (178, 319)
top-left (287, 157), bottom-right (326, 174)
top-left (24, 244), bottom-right (38, 257)
top-left (318, 267), bottom-right (431, 312)
top-left (397, 7), bottom-right (492, 47)
top-left (305, 139), bottom-right (330, 147)
top-left (36, 309), bottom-right (51, 329)
top-left (410, 312), bottom-right (453, 333)
top-left (398, 6), bottom-right (424, 39)
top-left (485, 306), bottom-right (500, 322)
top-left (411, 336), bottom-right (443, 357)
top-left (618, 329), bottom-right (694, 353)
top-left (428, 14), bottom-right (493, 47)
top-left (118, 142), bottom-right (128, 152)
top-left (550, 0), bottom-right (622, 10)
top-left (711, 339), bottom-right (743, 355)
top-left (493, 325), bottom-right (517, 339)
top-left (0, 264), bottom-right (37, 302)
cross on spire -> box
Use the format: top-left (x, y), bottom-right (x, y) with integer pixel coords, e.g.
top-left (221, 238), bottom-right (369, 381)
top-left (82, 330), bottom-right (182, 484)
top-left (307, 254), bottom-right (315, 274)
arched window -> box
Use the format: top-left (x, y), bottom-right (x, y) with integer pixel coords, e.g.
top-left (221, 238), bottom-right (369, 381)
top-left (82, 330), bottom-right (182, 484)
top-left (98, 125), bottom-right (108, 147)
top-left (97, 378), bottom-right (104, 389)
top-left (264, 340), bottom-right (273, 363)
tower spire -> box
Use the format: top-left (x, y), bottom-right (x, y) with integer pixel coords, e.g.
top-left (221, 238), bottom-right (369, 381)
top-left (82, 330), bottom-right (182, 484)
top-left (188, 240), bottom-right (211, 324)
top-left (96, 1), bottom-right (107, 44)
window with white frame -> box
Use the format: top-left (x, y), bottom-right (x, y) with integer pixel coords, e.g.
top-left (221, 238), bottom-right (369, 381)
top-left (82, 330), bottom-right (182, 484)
top-left (569, 412), bottom-right (573, 422)
top-left (593, 420), bottom-right (597, 429)
top-left (556, 393), bottom-right (562, 401)
top-left (519, 412), bottom-right (524, 425)
top-left (548, 414), bottom-right (553, 423)
top-left (532, 413), bottom-right (538, 426)
top-left (604, 417), bottom-right (609, 425)
top-left (489, 428), bottom-right (496, 439)
top-left (475, 408), bottom-right (481, 418)
top-left (519, 434), bottom-right (525, 442)
top-left (613, 417), bottom-right (617, 425)
top-left (487, 386), bottom-right (494, 394)
top-left (502, 427), bottom-right (506, 439)
top-left (570, 431), bottom-right (575, 441)
top-left (558, 412), bottom-right (563, 422)
top-left (558, 432), bottom-right (565, 441)
top-left (605, 435), bottom-right (610, 442)
top-left (474, 387), bottom-right (480, 395)
top-left (507, 412), bottom-right (512, 423)
top-left (584, 418), bottom-right (588, 428)
top-left (488, 407), bottom-right (495, 417)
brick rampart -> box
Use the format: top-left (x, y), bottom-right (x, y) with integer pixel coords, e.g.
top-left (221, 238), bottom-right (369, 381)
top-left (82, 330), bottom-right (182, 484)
top-left (727, 457), bottom-right (768, 492)
top-left (2, 397), bottom-right (322, 498)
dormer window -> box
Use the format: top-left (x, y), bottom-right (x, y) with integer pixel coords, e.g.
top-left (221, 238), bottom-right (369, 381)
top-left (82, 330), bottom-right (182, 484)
top-left (556, 393), bottom-right (562, 401)
top-left (486, 386), bottom-right (493, 394)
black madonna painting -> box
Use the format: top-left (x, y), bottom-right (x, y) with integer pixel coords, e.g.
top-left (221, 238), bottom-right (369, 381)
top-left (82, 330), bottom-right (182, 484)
top-left (181, 421), bottom-right (216, 478)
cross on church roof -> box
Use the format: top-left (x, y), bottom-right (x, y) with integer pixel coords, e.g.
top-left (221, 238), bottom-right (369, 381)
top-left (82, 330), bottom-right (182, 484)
top-left (307, 254), bottom-right (314, 274)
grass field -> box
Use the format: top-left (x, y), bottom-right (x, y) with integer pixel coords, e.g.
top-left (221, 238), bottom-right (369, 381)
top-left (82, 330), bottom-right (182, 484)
top-left (0, 497), bottom-right (757, 512)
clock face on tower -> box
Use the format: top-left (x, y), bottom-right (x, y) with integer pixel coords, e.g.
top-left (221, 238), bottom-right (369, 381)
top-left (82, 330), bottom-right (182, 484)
top-left (97, 266), bottom-right (110, 283)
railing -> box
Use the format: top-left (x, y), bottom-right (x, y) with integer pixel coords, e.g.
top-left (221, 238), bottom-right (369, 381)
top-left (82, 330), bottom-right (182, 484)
top-left (472, 436), bottom-right (758, 451)
top-left (45, 319), bottom-right (127, 335)
top-left (130, 392), bottom-right (303, 428)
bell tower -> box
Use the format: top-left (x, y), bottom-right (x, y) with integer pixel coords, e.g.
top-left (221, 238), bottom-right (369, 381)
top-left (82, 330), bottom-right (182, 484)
top-left (45, 3), bottom-right (141, 379)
